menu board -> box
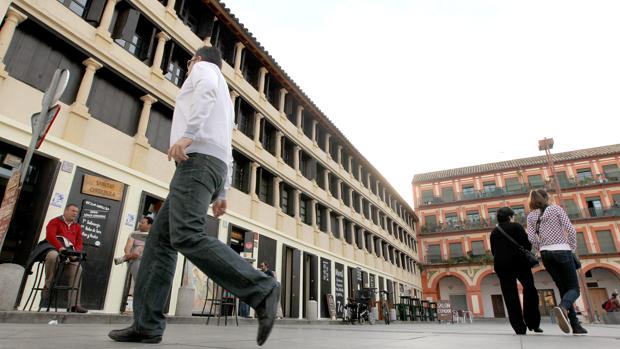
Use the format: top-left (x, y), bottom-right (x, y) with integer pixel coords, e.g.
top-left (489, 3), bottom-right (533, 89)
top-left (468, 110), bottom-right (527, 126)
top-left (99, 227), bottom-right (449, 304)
top-left (437, 300), bottom-right (452, 322)
top-left (334, 262), bottom-right (345, 318)
top-left (79, 199), bottom-right (110, 246)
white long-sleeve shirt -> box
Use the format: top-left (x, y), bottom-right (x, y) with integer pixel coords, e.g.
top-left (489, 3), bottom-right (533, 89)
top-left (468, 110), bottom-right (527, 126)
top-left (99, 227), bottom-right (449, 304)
top-left (170, 61), bottom-right (234, 199)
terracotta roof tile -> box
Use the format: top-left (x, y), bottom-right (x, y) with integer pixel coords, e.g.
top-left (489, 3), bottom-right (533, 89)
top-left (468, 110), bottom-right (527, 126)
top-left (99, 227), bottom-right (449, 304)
top-left (413, 144), bottom-right (620, 184)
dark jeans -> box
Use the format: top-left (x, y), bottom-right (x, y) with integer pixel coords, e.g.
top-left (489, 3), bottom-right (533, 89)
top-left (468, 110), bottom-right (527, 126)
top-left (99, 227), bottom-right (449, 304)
top-left (132, 154), bottom-right (277, 336)
top-left (496, 266), bottom-right (540, 334)
top-left (541, 250), bottom-right (580, 326)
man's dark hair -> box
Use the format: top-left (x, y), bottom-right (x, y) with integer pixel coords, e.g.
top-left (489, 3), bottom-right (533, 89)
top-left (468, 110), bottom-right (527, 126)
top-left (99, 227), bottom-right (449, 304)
top-left (195, 46), bottom-right (222, 69)
top-left (496, 207), bottom-right (514, 224)
top-left (261, 262), bottom-right (269, 268)
top-left (65, 203), bottom-right (79, 210)
top-left (143, 216), bottom-right (154, 225)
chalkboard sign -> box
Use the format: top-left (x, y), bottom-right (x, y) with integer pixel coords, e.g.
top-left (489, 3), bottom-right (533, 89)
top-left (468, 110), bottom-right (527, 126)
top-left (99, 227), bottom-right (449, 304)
top-left (334, 262), bottom-right (345, 318)
top-left (325, 294), bottom-right (336, 319)
top-left (369, 274), bottom-right (375, 289)
top-left (320, 258), bottom-right (332, 318)
top-left (437, 300), bottom-right (452, 322)
top-left (79, 199), bottom-right (110, 246)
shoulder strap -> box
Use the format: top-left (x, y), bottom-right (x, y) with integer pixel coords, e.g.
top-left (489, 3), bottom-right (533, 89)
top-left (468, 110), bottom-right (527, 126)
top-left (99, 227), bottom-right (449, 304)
top-left (535, 205), bottom-right (548, 236)
top-left (496, 224), bottom-right (526, 251)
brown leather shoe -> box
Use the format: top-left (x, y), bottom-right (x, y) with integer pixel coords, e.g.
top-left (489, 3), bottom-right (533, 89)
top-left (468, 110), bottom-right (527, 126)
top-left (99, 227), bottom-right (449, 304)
top-left (109, 326), bottom-right (162, 344)
top-left (69, 305), bottom-right (88, 313)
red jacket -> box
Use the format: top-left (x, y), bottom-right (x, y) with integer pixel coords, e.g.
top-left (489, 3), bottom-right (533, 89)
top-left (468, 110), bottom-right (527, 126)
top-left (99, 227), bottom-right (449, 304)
top-left (46, 216), bottom-right (83, 252)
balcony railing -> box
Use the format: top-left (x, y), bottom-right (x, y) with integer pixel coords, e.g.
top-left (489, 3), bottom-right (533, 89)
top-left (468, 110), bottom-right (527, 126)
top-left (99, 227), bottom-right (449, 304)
top-left (419, 174), bottom-right (620, 207)
top-left (424, 251), bottom-right (494, 265)
top-left (421, 216), bottom-right (527, 234)
top-left (420, 207), bottom-right (620, 234)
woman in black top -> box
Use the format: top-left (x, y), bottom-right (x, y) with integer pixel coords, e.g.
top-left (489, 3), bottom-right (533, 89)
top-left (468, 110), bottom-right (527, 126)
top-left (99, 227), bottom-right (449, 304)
top-left (490, 207), bottom-right (542, 335)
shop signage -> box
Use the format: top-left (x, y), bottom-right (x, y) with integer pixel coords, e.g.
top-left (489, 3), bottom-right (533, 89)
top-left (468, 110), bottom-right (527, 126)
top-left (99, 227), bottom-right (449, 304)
top-left (325, 294), bottom-right (336, 319)
top-left (0, 171), bottom-right (21, 248)
top-left (437, 300), bottom-right (452, 322)
top-left (369, 274), bottom-right (375, 289)
top-left (334, 263), bottom-right (345, 318)
top-left (79, 199), bottom-right (111, 245)
top-left (82, 175), bottom-right (124, 201)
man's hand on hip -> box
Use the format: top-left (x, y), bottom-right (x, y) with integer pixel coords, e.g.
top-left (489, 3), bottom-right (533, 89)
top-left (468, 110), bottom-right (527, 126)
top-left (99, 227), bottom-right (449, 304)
top-left (168, 137), bottom-right (193, 162)
top-left (213, 199), bottom-right (227, 217)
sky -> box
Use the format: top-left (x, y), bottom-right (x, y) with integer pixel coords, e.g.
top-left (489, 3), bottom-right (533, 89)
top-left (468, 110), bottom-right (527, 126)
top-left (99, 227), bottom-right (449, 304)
top-left (223, 0), bottom-right (620, 208)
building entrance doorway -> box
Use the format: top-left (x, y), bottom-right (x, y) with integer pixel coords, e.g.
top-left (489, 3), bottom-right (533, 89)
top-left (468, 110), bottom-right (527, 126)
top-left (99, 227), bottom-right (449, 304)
top-left (302, 252), bottom-right (318, 318)
top-left (538, 289), bottom-right (557, 316)
top-left (0, 140), bottom-right (59, 266)
top-left (491, 294), bottom-right (506, 318)
top-left (281, 245), bottom-right (300, 318)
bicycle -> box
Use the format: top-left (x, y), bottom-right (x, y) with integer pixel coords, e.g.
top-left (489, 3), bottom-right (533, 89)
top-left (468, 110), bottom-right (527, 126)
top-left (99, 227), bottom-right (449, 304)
top-left (343, 288), bottom-right (376, 325)
top-left (379, 290), bottom-right (391, 325)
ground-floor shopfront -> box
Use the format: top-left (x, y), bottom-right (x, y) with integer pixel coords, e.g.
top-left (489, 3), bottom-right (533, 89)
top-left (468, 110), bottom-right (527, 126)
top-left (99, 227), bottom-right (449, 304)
top-left (421, 258), bottom-right (620, 320)
top-left (1, 115), bottom-right (420, 317)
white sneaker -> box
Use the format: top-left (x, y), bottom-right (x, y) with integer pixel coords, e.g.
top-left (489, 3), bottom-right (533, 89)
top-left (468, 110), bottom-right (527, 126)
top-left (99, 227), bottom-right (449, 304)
top-left (552, 306), bottom-right (570, 334)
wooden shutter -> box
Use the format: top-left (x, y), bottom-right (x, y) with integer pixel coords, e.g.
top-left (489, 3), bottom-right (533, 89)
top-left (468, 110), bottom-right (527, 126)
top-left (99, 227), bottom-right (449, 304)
top-left (112, 8), bottom-right (140, 42)
top-left (85, 0), bottom-right (107, 25)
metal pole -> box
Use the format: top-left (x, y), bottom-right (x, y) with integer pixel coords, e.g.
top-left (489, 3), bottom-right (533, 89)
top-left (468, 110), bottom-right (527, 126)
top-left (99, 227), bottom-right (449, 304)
top-left (541, 139), bottom-right (594, 323)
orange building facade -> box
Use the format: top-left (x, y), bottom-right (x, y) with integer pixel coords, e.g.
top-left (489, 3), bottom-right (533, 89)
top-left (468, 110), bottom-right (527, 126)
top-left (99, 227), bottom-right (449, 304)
top-left (413, 144), bottom-right (620, 320)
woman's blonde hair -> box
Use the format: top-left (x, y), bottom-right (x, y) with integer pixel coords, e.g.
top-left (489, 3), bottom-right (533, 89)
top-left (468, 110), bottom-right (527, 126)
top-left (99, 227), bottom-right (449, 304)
top-left (528, 189), bottom-right (549, 210)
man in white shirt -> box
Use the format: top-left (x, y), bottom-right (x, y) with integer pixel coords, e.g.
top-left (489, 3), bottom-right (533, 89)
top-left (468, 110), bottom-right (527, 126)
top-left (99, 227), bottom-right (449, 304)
top-left (109, 47), bottom-right (279, 346)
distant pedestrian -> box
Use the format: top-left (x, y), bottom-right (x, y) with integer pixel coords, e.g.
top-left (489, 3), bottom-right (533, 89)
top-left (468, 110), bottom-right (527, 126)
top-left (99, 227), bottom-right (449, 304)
top-left (490, 207), bottom-right (541, 335)
top-left (526, 189), bottom-right (587, 335)
top-left (108, 46), bottom-right (279, 346)
top-left (603, 292), bottom-right (620, 312)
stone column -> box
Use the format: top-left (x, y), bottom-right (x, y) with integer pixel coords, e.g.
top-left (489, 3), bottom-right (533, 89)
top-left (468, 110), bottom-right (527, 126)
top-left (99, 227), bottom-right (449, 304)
top-left (151, 31), bottom-right (171, 79)
top-left (273, 177), bottom-right (282, 209)
top-left (249, 162), bottom-right (260, 200)
top-left (278, 88), bottom-right (287, 113)
top-left (0, 7), bottom-right (27, 79)
top-left (95, 0), bottom-right (118, 42)
top-left (325, 208), bottom-right (332, 235)
top-left (295, 105), bottom-right (304, 130)
top-left (336, 178), bottom-right (342, 201)
top-left (130, 94), bottom-right (158, 170)
top-left (293, 189), bottom-right (300, 220)
top-left (311, 120), bottom-right (318, 145)
top-left (165, 0), bottom-right (177, 18)
top-left (337, 216), bottom-right (344, 240)
top-left (358, 165), bottom-right (363, 183)
top-left (258, 67), bottom-right (268, 98)
top-left (350, 224), bottom-right (357, 247)
top-left (293, 145), bottom-right (300, 174)
top-left (324, 170), bottom-right (330, 194)
top-left (234, 42), bottom-right (245, 73)
top-left (348, 156), bottom-right (353, 175)
top-left (310, 199), bottom-right (317, 229)
top-left (275, 131), bottom-right (283, 160)
top-left (348, 187), bottom-right (354, 208)
top-left (253, 113), bottom-right (263, 146)
top-left (62, 58), bottom-right (103, 145)
top-left (325, 133), bottom-right (331, 156)
top-left (337, 145), bottom-right (343, 166)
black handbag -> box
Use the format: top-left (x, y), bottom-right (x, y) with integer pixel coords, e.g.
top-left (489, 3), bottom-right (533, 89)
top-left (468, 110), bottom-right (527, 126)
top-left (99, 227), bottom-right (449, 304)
top-left (496, 224), bottom-right (540, 268)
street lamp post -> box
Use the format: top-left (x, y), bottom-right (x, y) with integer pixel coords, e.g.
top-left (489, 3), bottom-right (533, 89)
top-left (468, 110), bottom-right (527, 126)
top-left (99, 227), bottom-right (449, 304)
top-left (538, 138), bottom-right (594, 324)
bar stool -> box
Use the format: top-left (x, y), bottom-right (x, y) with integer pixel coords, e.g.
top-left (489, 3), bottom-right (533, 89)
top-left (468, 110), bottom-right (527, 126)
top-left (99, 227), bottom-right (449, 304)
top-left (206, 283), bottom-right (238, 326)
top-left (411, 298), bottom-right (422, 321)
top-left (429, 301), bottom-right (438, 321)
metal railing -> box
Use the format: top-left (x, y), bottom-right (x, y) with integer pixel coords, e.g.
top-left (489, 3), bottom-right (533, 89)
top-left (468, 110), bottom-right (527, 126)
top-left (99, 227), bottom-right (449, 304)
top-left (418, 174), bottom-right (620, 207)
top-left (420, 207), bottom-right (620, 234)
top-left (424, 251), bottom-right (494, 265)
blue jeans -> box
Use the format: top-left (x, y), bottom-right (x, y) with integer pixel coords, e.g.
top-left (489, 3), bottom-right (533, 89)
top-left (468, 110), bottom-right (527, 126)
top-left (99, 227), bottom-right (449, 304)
top-left (132, 154), bottom-right (277, 335)
top-left (541, 250), bottom-right (580, 326)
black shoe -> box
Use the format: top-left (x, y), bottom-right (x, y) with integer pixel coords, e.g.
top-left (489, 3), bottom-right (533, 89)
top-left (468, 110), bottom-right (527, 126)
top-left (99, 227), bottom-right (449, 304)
top-left (572, 323), bottom-right (588, 335)
top-left (528, 327), bottom-right (543, 333)
top-left (69, 305), bottom-right (88, 313)
top-left (552, 306), bottom-right (570, 334)
top-left (255, 283), bottom-right (280, 346)
top-left (108, 326), bottom-right (162, 344)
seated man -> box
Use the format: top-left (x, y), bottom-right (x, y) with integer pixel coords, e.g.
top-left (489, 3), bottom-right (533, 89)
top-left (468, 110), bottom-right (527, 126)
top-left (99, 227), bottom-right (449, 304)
top-left (44, 203), bottom-right (87, 313)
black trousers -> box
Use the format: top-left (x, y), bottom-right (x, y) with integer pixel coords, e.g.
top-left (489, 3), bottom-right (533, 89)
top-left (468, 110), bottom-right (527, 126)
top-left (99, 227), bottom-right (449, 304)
top-left (496, 267), bottom-right (540, 334)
